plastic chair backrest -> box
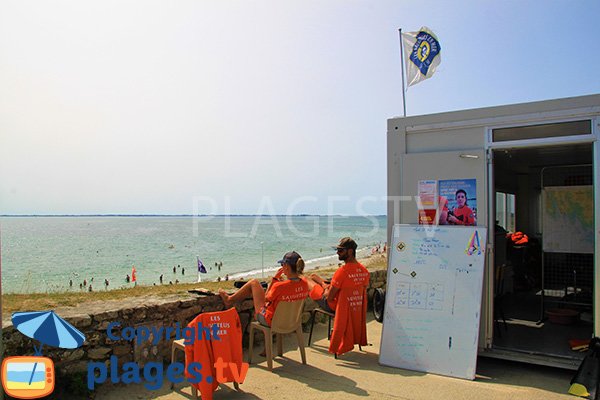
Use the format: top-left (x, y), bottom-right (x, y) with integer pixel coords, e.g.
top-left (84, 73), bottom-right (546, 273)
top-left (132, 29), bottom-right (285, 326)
top-left (270, 299), bottom-right (305, 334)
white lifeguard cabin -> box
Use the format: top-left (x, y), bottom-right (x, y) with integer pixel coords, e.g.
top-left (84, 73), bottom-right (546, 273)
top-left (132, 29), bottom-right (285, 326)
top-left (387, 94), bottom-right (600, 368)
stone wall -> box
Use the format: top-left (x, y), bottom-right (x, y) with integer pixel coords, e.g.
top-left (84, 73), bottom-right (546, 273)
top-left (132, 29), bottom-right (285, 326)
top-left (1, 269), bottom-right (387, 376)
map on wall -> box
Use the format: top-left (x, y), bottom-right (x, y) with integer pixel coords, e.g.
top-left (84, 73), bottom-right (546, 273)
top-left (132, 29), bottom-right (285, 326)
top-left (542, 186), bottom-right (594, 254)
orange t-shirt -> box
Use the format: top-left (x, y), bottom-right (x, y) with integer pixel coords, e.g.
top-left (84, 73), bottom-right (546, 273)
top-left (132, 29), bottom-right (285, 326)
top-left (261, 278), bottom-right (309, 325)
top-left (184, 308), bottom-right (244, 400)
top-left (309, 282), bottom-right (324, 301)
top-left (328, 262), bottom-right (370, 310)
top-left (452, 205), bottom-right (475, 225)
top-left (329, 286), bottom-right (368, 355)
top-left (301, 276), bottom-right (325, 301)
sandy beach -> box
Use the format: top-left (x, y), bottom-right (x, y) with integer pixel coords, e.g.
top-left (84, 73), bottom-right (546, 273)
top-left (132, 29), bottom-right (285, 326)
top-left (234, 246), bottom-right (386, 281)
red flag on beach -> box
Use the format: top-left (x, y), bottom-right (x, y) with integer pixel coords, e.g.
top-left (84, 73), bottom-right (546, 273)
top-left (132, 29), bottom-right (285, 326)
top-left (131, 265), bottom-right (137, 282)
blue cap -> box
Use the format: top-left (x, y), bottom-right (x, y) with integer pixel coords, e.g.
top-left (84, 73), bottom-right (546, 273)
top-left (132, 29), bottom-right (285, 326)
top-left (277, 251), bottom-right (301, 267)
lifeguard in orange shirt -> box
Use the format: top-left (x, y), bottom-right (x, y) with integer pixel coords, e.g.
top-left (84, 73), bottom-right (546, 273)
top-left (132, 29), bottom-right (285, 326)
top-left (306, 237), bottom-right (369, 355)
top-left (219, 251), bottom-right (309, 327)
top-left (306, 237), bottom-right (369, 313)
top-left (447, 189), bottom-right (476, 226)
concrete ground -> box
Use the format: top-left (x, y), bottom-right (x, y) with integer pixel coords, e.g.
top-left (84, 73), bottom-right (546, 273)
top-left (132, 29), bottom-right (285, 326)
top-left (95, 317), bottom-right (576, 400)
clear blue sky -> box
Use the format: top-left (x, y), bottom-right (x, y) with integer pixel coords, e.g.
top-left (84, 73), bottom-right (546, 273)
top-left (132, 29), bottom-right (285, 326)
top-left (1, 1), bottom-right (599, 215)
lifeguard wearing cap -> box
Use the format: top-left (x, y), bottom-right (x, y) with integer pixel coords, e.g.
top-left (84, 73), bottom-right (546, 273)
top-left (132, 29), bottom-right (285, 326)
top-left (278, 251), bottom-right (301, 268)
top-left (219, 251), bottom-right (309, 328)
top-left (306, 236), bottom-right (369, 356)
top-left (335, 237), bottom-right (358, 251)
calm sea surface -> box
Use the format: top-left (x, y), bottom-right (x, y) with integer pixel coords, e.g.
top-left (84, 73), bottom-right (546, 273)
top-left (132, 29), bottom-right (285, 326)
top-left (1, 216), bottom-right (387, 294)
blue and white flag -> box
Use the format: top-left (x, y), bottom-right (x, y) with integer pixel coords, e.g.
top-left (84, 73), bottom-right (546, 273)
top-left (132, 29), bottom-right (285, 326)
top-left (402, 27), bottom-right (441, 87)
top-left (197, 257), bottom-right (207, 274)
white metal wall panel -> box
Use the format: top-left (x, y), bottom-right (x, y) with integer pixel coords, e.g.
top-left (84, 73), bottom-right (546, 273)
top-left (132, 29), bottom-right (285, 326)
top-left (405, 127), bottom-right (485, 154)
top-left (399, 150), bottom-right (486, 225)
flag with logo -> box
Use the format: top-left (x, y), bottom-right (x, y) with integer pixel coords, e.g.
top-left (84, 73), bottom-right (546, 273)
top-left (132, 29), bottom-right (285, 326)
top-left (402, 26), bottom-right (441, 87)
top-left (131, 265), bottom-right (137, 282)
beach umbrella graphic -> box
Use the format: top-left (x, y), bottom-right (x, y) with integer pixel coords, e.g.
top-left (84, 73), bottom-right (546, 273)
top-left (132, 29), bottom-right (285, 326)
top-left (7, 311), bottom-right (85, 392)
top-left (12, 311), bottom-right (86, 355)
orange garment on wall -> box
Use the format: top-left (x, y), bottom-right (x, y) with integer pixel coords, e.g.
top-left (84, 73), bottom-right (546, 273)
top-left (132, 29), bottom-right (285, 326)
top-left (184, 308), bottom-right (244, 400)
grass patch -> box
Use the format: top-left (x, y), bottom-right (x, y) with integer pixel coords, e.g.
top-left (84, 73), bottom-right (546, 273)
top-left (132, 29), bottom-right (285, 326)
top-left (2, 281), bottom-right (235, 319)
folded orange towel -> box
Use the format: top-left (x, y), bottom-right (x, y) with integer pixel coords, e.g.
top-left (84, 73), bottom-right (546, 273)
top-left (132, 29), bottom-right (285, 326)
top-left (515, 235), bottom-right (529, 245)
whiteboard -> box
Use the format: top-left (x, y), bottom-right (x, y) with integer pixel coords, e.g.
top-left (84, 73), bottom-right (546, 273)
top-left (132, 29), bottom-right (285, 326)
top-left (379, 224), bottom-right (487, 380)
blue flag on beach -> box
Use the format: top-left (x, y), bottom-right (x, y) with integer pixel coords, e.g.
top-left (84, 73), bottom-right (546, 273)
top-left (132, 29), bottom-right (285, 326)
top-left (197, 257), bottom-right (207, 274)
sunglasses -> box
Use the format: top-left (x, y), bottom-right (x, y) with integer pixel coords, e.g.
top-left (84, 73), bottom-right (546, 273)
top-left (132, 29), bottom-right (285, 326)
top-left (336, 248), bottom-right (347, 253)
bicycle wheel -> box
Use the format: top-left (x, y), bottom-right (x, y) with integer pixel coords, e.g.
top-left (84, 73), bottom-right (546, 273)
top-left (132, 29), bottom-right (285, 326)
top-left (373, 288), bottom-right (385, 323)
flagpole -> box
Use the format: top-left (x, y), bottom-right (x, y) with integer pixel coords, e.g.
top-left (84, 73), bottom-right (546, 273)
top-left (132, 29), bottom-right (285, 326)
top-left (398, 28), bottom-right (407, 117)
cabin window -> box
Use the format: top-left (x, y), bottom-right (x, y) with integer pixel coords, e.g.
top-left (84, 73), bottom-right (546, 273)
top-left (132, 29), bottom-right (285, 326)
top-left (492, 120), bottom-right (591, 142)
top-left (496, 192), bottom-right (515, 232)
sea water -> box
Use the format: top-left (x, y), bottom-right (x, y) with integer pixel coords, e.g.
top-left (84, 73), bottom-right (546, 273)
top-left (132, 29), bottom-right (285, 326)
top-left (1, 216), bottom-right (386, 293)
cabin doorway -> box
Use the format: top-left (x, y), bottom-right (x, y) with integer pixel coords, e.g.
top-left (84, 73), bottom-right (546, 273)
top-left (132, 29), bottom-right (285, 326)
top-left (491, 140), bottom-right (594, 363)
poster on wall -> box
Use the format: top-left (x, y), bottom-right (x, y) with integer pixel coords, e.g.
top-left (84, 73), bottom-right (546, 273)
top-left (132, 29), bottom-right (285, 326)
top-left (439, 179), bottom-right (477, 226)
top-left (418, 180), bottom-right (438, 225)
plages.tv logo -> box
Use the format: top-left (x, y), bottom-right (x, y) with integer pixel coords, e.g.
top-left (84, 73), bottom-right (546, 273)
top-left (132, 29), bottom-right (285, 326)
top-left (87, 319), bottom-right (249, 390)
top-left (1, 311), bottom-right (86, 399)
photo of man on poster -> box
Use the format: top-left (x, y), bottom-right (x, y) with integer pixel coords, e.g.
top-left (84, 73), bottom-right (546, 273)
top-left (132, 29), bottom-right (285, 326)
top-left (439, 179), bottom-right (477, 226)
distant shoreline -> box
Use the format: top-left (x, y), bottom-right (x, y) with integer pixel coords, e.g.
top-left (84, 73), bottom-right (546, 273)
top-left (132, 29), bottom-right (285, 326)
top-left (220, 246), bottom-right (381, 281)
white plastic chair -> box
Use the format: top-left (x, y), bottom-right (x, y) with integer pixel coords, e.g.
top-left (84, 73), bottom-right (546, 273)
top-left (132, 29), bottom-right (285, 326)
top-left (248, 299), bottom-right (307, 371)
